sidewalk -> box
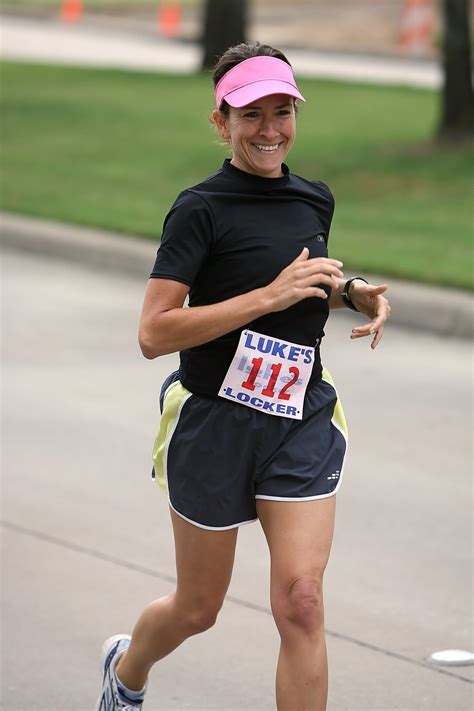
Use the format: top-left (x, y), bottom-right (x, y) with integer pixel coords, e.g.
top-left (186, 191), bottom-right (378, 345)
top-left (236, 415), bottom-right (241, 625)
top-left (2, 212), bottom-right (473, 339)
top-left (1, 14), bottom-right (441, 88)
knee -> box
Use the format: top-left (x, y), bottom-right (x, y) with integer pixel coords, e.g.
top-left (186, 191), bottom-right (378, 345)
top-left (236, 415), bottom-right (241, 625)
top-left (273, 575), bottom-right (325, 637)
top-left (179, 597), bottom-right (222, 636)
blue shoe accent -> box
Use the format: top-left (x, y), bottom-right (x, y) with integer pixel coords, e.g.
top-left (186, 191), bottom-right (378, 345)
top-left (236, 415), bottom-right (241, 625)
top-left (95, 634), bottom-right (145, 710)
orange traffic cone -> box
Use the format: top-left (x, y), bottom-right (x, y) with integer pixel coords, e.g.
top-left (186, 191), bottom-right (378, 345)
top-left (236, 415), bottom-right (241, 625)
top-left (399, 0), bottom-right (435, 54)
top-left (158, 2), bottom-right (181, 37)
top-left (60, 0), bottom-right (83, 23)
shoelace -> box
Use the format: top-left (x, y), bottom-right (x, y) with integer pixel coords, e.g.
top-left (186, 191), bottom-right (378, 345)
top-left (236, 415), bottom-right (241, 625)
top-left (117, 700), bottom-right (142, 711)
top-left (115, 691), bottom-right (143, 711)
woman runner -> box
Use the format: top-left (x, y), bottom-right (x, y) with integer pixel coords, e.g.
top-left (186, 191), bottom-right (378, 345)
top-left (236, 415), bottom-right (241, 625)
top-left (96, 42), bottom-right (390, 711)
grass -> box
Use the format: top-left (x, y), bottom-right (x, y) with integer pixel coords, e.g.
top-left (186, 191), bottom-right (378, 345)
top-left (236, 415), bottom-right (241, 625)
top-left (1, 61), bottom-right (472, 288)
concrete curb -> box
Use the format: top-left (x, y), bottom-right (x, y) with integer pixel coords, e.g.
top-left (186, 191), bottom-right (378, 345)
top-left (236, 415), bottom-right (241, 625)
top-left (1, 212), bottom-right (155, 280)
top-left (1, 212), bottom-right (473, 340)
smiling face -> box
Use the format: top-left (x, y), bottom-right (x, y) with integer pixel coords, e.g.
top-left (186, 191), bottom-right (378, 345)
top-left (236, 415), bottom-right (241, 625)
top-left (213, 94), bottom-right (297, 178)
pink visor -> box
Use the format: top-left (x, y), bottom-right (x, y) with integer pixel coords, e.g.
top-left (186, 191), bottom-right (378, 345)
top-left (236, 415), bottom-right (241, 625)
top-left (215, 56), bottom-right (305, 109)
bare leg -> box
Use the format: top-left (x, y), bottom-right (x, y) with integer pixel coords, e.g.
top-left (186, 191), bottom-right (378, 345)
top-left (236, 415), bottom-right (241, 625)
top-left (257, 497), bottom-right (336, 711)
top-left (115, 508), bottom-right (238, 691)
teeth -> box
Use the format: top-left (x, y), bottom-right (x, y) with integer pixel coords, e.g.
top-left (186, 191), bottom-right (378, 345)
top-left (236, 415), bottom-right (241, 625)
top-left (254, 143), bottom-right (280, 152)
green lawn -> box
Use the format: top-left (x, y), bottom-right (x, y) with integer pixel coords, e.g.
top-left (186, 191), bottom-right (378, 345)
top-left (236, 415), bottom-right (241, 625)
top-left (1, 61), bottom-right (472, 288)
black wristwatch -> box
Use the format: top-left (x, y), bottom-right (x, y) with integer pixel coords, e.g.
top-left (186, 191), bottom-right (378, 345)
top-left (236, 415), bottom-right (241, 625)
top-left (341, 277), bottom-right (368, 312)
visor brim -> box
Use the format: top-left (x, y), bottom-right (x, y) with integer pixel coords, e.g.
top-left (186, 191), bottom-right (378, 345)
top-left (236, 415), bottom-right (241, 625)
top-left (223, 80), bottom-right (305, 108)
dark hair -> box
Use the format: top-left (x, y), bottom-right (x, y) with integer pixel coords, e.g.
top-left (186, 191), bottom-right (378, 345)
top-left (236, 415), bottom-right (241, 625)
top-left (212, 42), bottom-right (292, 115)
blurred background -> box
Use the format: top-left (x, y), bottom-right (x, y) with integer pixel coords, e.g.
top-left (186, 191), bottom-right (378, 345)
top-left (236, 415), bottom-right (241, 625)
top-left (1, 0), bottom-right (469, 57)
top-left (1, 0), bottom-right (473, 287)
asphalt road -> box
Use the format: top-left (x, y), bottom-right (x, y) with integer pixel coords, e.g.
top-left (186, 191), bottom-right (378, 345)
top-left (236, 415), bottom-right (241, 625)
top-left (2, 248), bottom-right (473, 711)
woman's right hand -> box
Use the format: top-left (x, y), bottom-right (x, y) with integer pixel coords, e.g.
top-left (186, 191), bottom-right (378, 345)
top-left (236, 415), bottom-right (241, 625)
top-left (263, 247), bottom-right (344, 312)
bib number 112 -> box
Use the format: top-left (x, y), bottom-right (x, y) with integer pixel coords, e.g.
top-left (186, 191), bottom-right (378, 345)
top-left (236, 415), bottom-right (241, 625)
top-left (241, 357), bottom-right (299, 400)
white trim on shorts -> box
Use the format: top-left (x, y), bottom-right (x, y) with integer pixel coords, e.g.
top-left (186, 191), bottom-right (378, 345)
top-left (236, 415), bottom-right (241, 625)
top-left (255, 490), bottom-right (339, 502)
top-left (169, 501), bottom-right (258, 532)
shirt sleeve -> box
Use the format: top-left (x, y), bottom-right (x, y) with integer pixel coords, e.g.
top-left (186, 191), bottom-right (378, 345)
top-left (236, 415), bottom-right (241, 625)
top-left (150, 190), bottom-right (215, 286)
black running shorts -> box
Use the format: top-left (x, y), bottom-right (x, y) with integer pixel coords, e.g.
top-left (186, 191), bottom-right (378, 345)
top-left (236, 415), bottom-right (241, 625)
top-left (151, 368), bottom-right (348, 530)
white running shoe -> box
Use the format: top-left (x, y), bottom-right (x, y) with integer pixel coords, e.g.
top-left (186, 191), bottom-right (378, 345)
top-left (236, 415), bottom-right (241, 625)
top-left (95, 634), bottom-right (146, 711)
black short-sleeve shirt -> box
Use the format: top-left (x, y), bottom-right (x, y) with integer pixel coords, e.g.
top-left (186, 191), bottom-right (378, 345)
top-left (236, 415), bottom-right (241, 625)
top-left (151, 159), bottom-right (335, 397)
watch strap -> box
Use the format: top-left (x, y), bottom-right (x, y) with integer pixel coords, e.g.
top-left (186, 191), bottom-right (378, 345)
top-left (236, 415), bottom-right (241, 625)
top-left (341, 277), bottom-right (368, 312)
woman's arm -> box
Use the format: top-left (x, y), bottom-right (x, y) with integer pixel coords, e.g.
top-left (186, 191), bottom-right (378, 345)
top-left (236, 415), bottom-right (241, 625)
top-left (138, 278), bottom-right (271, 358)
top-left (139, 248), bottom-right (344, 358)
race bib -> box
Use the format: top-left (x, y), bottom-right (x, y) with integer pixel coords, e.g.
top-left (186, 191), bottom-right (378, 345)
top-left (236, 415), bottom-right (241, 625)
top-left (218, 329), bottom-right (315, 420)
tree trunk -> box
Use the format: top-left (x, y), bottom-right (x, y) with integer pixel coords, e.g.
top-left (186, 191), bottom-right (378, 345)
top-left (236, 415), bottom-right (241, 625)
top-left (438, 0), bottom-right (474, 140)
top-left (201, 0), bottom-right (248, 71)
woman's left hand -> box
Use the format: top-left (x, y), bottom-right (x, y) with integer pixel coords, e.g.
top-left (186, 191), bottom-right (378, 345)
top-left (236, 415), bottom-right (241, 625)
top-left (349, 282), bottom-right (391, 349)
